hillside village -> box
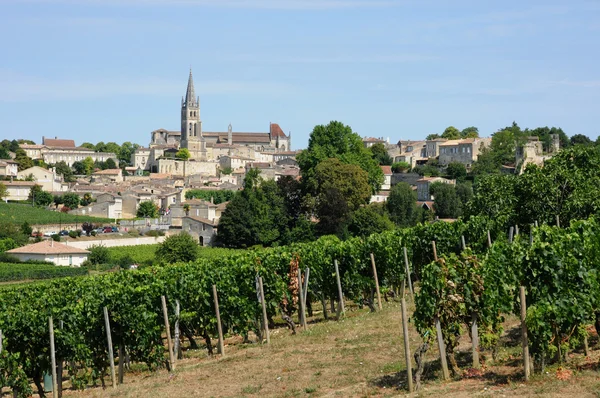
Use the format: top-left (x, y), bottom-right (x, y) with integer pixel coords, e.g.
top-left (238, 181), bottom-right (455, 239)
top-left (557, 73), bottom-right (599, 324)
top-left (0, 71), bottom-right (567, 249)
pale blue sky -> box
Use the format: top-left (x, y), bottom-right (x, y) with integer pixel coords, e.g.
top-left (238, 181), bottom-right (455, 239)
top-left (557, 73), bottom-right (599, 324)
top-left (1, 0), bottom-right (599, 148)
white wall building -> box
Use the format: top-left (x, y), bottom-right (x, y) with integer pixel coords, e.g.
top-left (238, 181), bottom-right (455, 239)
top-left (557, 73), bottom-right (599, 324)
top-left (7, 240), bottom-right (90, 266)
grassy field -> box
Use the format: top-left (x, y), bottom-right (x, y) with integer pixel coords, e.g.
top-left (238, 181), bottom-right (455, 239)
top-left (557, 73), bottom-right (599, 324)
top-left (63, 299), bottom-right (600, 398)
top-left (0, 202), bottom-right (113, 225)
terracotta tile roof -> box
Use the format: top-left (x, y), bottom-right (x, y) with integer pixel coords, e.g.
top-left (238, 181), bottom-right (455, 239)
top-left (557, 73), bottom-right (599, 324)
top-left (182, 198), bottom-right (217, 207)
top-left (92, 169), bottom-right (121, 175)
top-left (7, 240), bottom-right (90, 255)
top-left (380, 166), bottom-right (392, 175)
top-left (363, 137), bottom-right (385, 142)
top-left (216, 201), bottom-right (229, 210)
top-left (3, 181), bottom-right (37, 186)
top-left (246, 162), bottom-right (272, 169)
top-left (270, 123), bottom-right (287, 138)
top-left (150, 173), bottom-right (171, 179)
top-left (43, 138), bottom-right (76, 148)
top-left (203, 132), bottom-right (272, 143)
top-left (438, 140), bottom-right (463, 147)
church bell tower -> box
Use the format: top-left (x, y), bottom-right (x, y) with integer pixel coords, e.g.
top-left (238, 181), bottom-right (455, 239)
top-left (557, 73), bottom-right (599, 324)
top-left (181, 69), bottom-right (202, 155)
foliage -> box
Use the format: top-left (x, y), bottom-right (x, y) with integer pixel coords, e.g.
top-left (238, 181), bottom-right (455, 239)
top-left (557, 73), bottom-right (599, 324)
top-left (106, 245), bottom-right (158, 266)
top-left (369, 142), bottom-right (393, 166)
top-left (82, 156), bottom-right (95, 175)
top-left (0, 182), bottom-right (7, 201)
top-left (14, 149), bottom-right (33, 171)
top-left (88, 245), bottom-right (111, 265)
top-left (441, 126), bottom-right (461, 140)
top-left (426, 133), bottom-right (441, 140)
top-left (104, 158), bottom-right (117, 169)
top-left (185, 189), bottom-right (235, 204)
top-left (313, 158), bottom-right (371, 236)
top-left (391, 161), bottom-right (411, 173)
top-left (218, 170), bottom-right (288, 248)
top-left (137, 200), bottom-right (159, 218)
top-left (445, 162), bottom-right (467, 181)
top-left (461, 126), bottom-right (479, 138)
top-left (413, 164), bottom-right (440, 177)
top-left (54, 161), bottom-right (75, 182)
top-left (0, 262), bottom-right (87, 282)
top-left (430, 182), bottom-right (461, 218)
top-left (62, 192), bottom-right (80, 209)
top-left (527, 126), bottom-right (569, 152)
top-left (297, 120), bottom-right (383, 194)
top-left (175, 148), bottom-right (191, 160)
top-left (387, 182), bottom-right (418, 227)
top-left (346, 204), bottom-right (394, 238)
top-left (155, 232), bottom-right (198, 264)
top-left (570, 134), bottom-right (592, 146)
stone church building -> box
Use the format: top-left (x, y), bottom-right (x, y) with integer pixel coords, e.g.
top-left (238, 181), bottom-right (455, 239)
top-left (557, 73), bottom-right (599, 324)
top-left (133, 70), bottom-right (291, 174)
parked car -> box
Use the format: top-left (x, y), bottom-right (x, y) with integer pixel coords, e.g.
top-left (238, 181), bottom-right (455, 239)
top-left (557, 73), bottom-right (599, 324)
top-left (44, 231), bottom-right (58, 237)
top-left (95, 228), bottom-right (104, 234)
top-left (111, 226), bottom-right (119, 233)
top-left (103, 226), bottom-right (113, 233)
top-left (59, 230), bottom-right (69, 236)
top-left (31, 231), bottom-right (43, 238)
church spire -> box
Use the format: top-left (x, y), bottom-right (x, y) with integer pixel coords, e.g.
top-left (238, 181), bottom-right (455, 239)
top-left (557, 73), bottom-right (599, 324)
top-left (185, 68), bottom-right (196, 105)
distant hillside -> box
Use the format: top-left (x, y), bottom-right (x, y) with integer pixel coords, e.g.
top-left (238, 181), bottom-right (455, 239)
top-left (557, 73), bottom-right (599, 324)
top-left (0, 202), bottom-right (113, 226)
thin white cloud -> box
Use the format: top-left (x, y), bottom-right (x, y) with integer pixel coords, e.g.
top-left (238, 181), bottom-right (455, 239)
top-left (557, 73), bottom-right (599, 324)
top-left (12, 0), bottom-right (402, 9)
top-left (0, 71), bottom-right (296, 102)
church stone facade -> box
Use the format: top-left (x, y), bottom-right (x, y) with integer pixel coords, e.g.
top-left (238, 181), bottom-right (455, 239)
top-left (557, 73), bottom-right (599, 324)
top-left (133, 70), bottom-right (291, 176)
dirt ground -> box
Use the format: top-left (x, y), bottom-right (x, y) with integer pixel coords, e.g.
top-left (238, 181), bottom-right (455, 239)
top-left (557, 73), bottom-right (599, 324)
top-left (45, 299), bottom-right (600, 398)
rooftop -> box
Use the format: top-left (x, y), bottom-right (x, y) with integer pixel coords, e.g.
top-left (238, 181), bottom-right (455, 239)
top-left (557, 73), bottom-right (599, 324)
top-left (7, 240), bottom-right (90, 255)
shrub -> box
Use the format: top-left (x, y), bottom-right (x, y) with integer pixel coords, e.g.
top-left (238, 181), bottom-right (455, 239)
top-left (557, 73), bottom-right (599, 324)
top-left (68, 231), bottom-right (78, 239)
top-left (51, 234), bottom-right (61, 242)
top-left (88, 245), bottom-right (110, 265)
top-left (91, 231), bottom-right (97, 237)
top-left (145, 230), bottom-right (165, 237)
top-left (391, 161), bottom-right (411, 173)
top-left (155, 232), bottom-right (198, 264)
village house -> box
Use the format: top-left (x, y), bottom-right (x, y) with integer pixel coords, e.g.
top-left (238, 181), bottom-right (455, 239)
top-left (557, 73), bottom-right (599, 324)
top-left (91, 168), bottom-right (124, 183)
top-left (6, 240), bottom-right (90, 266)
top-left (438, 138), bottom-right (491, 167)
top-left (21, 137), bottom-right (117, 167)
top-left (2, 181), bottom-right (36, 201)
top-left (69, 193), bottom-right (123, 219)
top-left (416, 177), bottom-right (456, 202)
top-left (181, 217), bottom-right (217, 246)
top-left (17, 166), bottom-right (68, 192)
top-left (0, 160), bottom-right (18, 177)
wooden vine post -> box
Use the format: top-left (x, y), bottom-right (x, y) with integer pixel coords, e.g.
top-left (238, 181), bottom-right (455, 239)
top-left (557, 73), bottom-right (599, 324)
top-left (471, 313), bottom-right (480, 369)
top-left (212, 285), bottom-right (225, 356)
top-left (487, 230), bottom-right (492, 249)
top-left (432, 241), bottom-right (450, 381)
top-left (49, 317), bottom-right (58, 398)
top-left (519, 286), bottom-right (530, 381)
top-left (303, 267), bottom-right (310, 310)
top-left (370, 253), bottom-right (383, 310)
top-left (258, 276), bottom-right (270, 344)
top-left (400, 281), bottom-right (413, 392)
top-left (174, 300), bottom-right (181, 360)
top-left (334, 260), bottom-right (345, 318)
top-left (0, 328), bottom-right (3, 396)
top-left (160, 296), bottom-right (176, 371)
top-left (102, 308), bottom-right (117, 388)
top-left (403, 247), bottom-right (414, 295)
top-left (461, 235), bottom-right (466, 250)
top-left (508, 226), bottom-right (514, 243)
top-left (57, 320), bottom-right (63, 397)
top-left (297, 268), bottom-right (307, 329)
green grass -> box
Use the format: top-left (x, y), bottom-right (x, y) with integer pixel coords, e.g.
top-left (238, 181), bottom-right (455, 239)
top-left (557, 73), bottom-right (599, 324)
top-left (0, 202), bottom-right (113, 225)
top-left (0, 262), bottom-right (88, 282)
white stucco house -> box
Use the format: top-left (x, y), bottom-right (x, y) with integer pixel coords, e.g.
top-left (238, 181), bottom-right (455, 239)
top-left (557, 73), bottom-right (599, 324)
top-left (7, 240), bottom-right (90, 266)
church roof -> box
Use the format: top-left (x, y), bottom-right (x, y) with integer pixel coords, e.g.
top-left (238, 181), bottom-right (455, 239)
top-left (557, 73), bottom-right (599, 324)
top-left (43, 137), bottom-right (76, 148)
top-left (270, 123), bottom-right (287, 138)
top-left (185, 69), bottom-right (197, 105)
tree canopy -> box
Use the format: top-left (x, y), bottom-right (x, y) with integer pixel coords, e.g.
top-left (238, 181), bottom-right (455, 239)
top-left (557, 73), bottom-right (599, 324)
top-left (386, 182), bottom-right (418, 227)
top-left (137, 200), bottom-right (158, 218)
top-left (155, 232), bottom-right (198, 264)
top-left (369, 142), bottom-right (393, 166)
top-left (297, 121), bottom-right (383, 194)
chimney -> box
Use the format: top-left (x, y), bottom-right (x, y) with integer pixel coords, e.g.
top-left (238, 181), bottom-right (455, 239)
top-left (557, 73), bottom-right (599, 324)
top-left (210, 196), bottom-right (214, 204)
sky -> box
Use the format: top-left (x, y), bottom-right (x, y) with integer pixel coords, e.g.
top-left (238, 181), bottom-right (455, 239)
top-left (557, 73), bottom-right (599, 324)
top-left (1, 0), bottom-right (599, 149)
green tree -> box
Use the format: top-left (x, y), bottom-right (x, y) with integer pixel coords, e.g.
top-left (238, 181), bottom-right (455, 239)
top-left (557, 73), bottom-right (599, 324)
top-left (118, 141), bottom-right (139, 166)
top-left (426, 133), bottom-right (441, 140)
top-left (470, 147), bottom-right (501, 175)
top-left (461, 126), bottom-right (479, 138)
top-left (346, 203), bottom-right (394, 237)
top-left (105, 158), bottom-right (117, 169)
top-left (0, 147), bottom-right (10, 159)
top-left (54, 161), bottom-right (75, 182)
top-left (20, 222), bottom-right (32, 237)
top-left (53, 195), bottom-right (64, 209)
top-left (441, 126), bottom-right (461, 140)
top-left (14, 149), bottom-right (33, 171)
top-left (570, 134), bottom-right (592, 146)
top-left (445, 161), bottom-right (467, 181)
top-left (0, 182), bottom-right (7, 201)
top-left (137, 200), bottom-right (158, 218)
top-left (455, 182), bottom-right (473, 208)
top-left (464, 174), bottom-right (517, 231)
top-left (72, 161), bottom-right (85, 175)
top-left (94, 142), bottom-right (107, 152)
top-left (104, 142), bottom-right (121, 156)
top-left (386, 182), bottom-right (418, 227)
top-left (369, 142), bottom-right (393, 166)
top-left (430, 182), bottom-right (461, 218)
top-left (155, 232), bottom-right (198, 264)
top-left (88, 245), bottom-right (110, 265)
top-left (391, 161), bottom-right (411, 173)
top-left (80, 142), bottom-right (95, 150)
top-left (28, 184), bottom-right (43, 204)
top-left (218, 169), bottom-right (288, 247)
top-left (82, 157), bottom-right (94, 175)
top-left (35, 191), bottom-right (53, 207)
top-left (62, 193), bottom-right (80, 210)
top-left (313, 158), bottom-right (371, 236)
top-left (297, 121), bottom-right (383, 194)
top-left (176, 148), bottom-right (191, 160)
